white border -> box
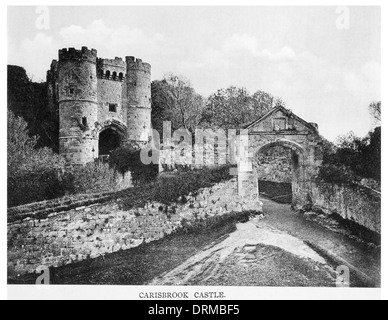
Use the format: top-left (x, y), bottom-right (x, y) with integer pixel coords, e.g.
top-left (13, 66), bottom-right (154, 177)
top-left (6, 286), bottom-right (382, 301)
top-left (2, 0), bottom-right (386, 301)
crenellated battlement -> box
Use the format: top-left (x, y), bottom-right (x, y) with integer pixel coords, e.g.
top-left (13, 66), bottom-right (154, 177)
top-left (97, 57), bottom-right (126, 81)
top-left (126, 56), bottom-right (151, 74)
top-left (97, 57), bottom-right (126, 69)
top-left (97, 57), bottom-right (126, 80)
top-left (58, 46), bottom-right (97, 63)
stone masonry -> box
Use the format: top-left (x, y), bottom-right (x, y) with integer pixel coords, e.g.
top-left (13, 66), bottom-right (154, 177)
top-left (8, 178), bottom-right (262, 276)
top-left (47, 47), bottom-right (152, 165)
top-left (255, 146), bottom-right (293, 183)
top-left (244, 106), bottom-right (324, 207)
top-left (296, 181), bottom-right (381, 234)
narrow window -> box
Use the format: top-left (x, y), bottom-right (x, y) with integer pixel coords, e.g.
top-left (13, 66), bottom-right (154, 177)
top-left (82, 117), bottom-right (88, 127)
top-left (69, 87), bottom-right (75, 94)
top-left (118, 73), bottom-right (124, 81)
top-left (106, 70), bottom-right (111, 79)
top-left (109, 103), bottom-right (117, 113)
top-left (112, 72), bottom-right (117, 80)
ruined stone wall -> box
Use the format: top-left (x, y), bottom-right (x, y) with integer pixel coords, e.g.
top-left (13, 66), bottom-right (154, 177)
top-left (47, 60), bottom-right (58, 116)
top-left (8, 178), bottom-right (262, 276)
top-left (255, 146), bottom-right (293, 183)
top-left (159, 142), bottom-right (223, 171)
top-left (294, 181), bottom-right (381, 234)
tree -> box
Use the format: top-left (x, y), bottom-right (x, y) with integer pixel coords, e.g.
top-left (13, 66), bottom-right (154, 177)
top-left (364, 126), bottom-right (381, 180)
top-left (369, 101), bottom-right (381, 124)
top-left (8, 111), bottom-right (66, 206)
top-left (7, 110), bottom-right (38, 155)
top-left (319, 128), bottom-right (381, 183)
top-left (201, 86), bottom-right (275, 130)
top-left (151, 73), bottom-right (206, 134)
top-left (8, 65), bottom-right (59, 151)
top-left (7, 111), bottom-right (64, 174)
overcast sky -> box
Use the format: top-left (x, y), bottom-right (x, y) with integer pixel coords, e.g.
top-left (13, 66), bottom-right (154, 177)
top-left (8, 6), bottom-right (381, 141)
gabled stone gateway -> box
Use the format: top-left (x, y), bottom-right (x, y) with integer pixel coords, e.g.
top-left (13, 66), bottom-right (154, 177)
top-left (243, 106), bottom-right (324, 208)
top-left (244, 105), bottom-right (319, 134)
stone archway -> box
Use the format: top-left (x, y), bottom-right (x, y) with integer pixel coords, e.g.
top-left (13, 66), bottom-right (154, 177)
top-left (96, 119), bottom-right (127, 159)
top-left (99, 128), bottom-right (122, 156)
top-left (244, 106), bottom-right (324, 208)
top-left (254, 139), bottom-right (307, 205)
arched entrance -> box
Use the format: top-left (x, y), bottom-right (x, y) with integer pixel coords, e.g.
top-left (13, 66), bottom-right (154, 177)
top-left (96, 119), bottom-right (127, 160)
top-left (254, 140), bottom-right (307, 205)
top-left (243, 106), bottom-right (324, 209)
top-left (99, 128), bottom-right (122, 157)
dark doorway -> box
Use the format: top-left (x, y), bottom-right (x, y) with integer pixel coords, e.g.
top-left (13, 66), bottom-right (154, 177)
top-left (99, 128), bottom-right (121, 156)
top-left (255, 143), bottom-right (304, 205)
top-left (258, 180), bottom-right (293, 204)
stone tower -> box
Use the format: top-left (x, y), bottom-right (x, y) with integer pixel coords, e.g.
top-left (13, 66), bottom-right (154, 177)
top-left (48, 47), bottom-right (152, 165)
top-left (57, 47), bottom-right (99, 165)
top-left (125, 56), bottom-right (152, 148)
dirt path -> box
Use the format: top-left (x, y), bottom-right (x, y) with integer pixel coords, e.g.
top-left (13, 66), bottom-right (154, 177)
top-left (149, 220), bottom-right (336, 287)
top-left (259, 198), bottom-right (381, 287)
top-left (10, 199), bottom-right (380, 287)
top-left (149, 199), bottom-right (380, 287)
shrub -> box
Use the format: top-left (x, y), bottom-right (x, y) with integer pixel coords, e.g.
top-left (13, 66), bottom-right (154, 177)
top-left (65, 162), bottom-right (119, 195)
top-left (109, 147), bottom-right (159, 186)
top-left (7, 111), bottom-right (66, 207)
top-left (318, 127), bottom-right (381, 184)
top-left (8, 169), bottom-right (65, 207)
top-left (120, 165), bottom-right (232, 210)
top-left (153, 166), bottom-right (231, 204)
top-left (316, 163), bottom-right (360, 185)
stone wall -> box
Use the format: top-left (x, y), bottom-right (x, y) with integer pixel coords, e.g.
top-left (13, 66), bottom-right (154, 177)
top-left (97, 78), bottom-right (125, 125)
top-left (8, 178), bottom-right (262, 276)
top-left (255, 146), bottom-right (292, 183)
top-left (159, 142), bottom-right (222, 171)
top-left (295, 181), bottom-right (381, 234)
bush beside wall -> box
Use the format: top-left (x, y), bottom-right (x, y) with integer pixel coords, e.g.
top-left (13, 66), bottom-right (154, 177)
top-left (64, 162), bottom-right (120, 195)
top-left (8, 169), bottom-right (66, 208)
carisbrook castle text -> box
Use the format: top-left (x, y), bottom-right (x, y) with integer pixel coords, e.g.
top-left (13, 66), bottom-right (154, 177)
top-left (47, 46), bottom-right (152, 165)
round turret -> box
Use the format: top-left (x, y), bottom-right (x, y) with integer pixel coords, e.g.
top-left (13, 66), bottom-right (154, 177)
top-left (125, 56), bottom-right (152, 147)
top-left (57, 46), bottom-right (99, 165)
